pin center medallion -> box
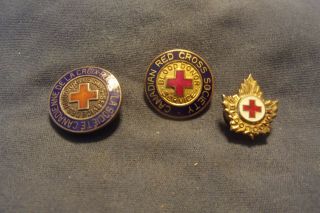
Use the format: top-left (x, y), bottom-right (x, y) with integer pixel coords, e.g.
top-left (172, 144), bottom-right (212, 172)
top-left (60, 76), bottom-right (108, 120)
top-left (145, 49), bottom-right (213, 119)
top-left (49, 67), bottom-right (122, 133)
top-left (156, 61), bottom-right (203, 107)
top-left (238, 96), bottom-right (266, 123)
top-left (243, 99), bottom-right (261, 118)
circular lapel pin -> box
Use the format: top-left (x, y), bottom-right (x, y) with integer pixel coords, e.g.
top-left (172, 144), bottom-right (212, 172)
top-left (49, 67), bottom-right (122, 133)
top-left (222, 74), bottom-right (278, 139)
top-left (145, 49), bottom-right (214, 119)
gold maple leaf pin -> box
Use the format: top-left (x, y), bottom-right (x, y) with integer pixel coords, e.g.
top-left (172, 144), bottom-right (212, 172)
top-left (222, 74), bottom-right (278, 139)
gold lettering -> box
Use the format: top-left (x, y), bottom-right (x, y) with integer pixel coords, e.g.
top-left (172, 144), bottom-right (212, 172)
top-left (197, 60), bottom-right (203, 68)
top-left (80, 121), bottom-right (86, 130)
top-left (155, 60), bottom-right (163, 67)
top-left (202, 66), bottom-right (208, 73)
top-left (50, 92), bottom-right (59, 107)
top-left (185, 53), bottom-right (191, 60)
top-left (164, 105), bottom-right (171, 113)
top-left (105, 106), bottom-right (114, 114)
top-left (109, 96), bottom-right (119, 106)
top-left (161, 55), bottom-right (168, 64)
top-left (179, 51), bottom-right (186, 59)
top-left (168, 53), bottom-right (173, 60)
top-left (188, 106), bottom-right (194, 114)
top-left (204, 78), bottom-right (211, 84)
top-left (147, 69), bottom-right (157, 83)
top-left (202, 91), bottom-right (210, 98)
top-left (191, 56), bottom-right (198, 64)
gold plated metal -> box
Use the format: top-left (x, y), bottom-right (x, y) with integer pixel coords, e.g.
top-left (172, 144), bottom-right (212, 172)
top-left (156, 60), bottom-right (203, 107)
top-left (222, 74), bottom-right (278, 139)
top-left (145, 49), bottom-right (214, 119)
top-left (49, 67), bottom-right (122, 133)
top-left (60, 76), bottom-right (108, 120)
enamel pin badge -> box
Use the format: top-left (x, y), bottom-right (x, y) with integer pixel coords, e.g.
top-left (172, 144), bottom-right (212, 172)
top-left (145, 49), bottom-right (214, 119)
top-left (222, 74), bottom-right (278, 139)
top-left (49, 67), bottom-right (122, 133)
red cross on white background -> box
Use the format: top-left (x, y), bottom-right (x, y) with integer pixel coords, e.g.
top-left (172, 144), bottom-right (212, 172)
top-left (243, 99), bottom-right (262, 118)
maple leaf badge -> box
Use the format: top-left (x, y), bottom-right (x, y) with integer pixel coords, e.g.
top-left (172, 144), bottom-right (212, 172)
top-left (222, 74), bottom-right (278, 139)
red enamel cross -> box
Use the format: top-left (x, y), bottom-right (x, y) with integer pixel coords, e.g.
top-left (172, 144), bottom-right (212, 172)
top-left (243, 99), bottom-right (262, 118)
top-left (69, 83), bottom-right (99, 110)
top-left (166, 70), bottom-right (193, 97)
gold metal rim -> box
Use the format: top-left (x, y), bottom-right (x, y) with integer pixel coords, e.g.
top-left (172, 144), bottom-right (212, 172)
top-left (156, 60), bottom-right (203, 107)
top-left (144, 49), bottom-right (214, 119)
top-left (49, 66), bottom-right (122, 134)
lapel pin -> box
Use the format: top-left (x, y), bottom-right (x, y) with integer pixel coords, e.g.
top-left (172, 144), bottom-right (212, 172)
top-left (222, 74), bottom-right (278, 139)
top-left (49, 66), bottom-right (122, 133)
top-left (145, 49), bottom-right (214, 119)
